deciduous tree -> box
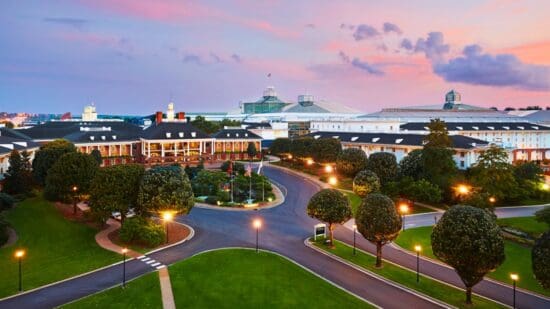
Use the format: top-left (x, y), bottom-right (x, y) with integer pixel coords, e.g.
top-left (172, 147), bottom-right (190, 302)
top-left (365, 152), bottom-right (398, 186)
top-left (91, 149), bottom-right (102, 165)
top-left (336, 148), bottom-right (368, 177)
top-left (3, 150), bottom-right (33, 195)
top-left (307, 189), bottom-right (352, 246)
top-left (269, 138), bottom-right (292, 156)
top-left (290, 137), bottom-right (315, 159)
top-left (399, 149), bottom-right (423, 180)
top-left (356, 193), bottom-right (401, 267)
top-left (431, 205), bottom-right (505, 304)
top-left (311, 138), bottom-right (342, 163)
top-left (32, 139), bottom-right (76, 185)
top-left (247, 142), bottom-right (257, 159)
top-left (533, 231), bottom-right (550, 289)
top-left (44, 152), bottom-right (99, 202)
top-left (138, 166), bottom-right (194, 215)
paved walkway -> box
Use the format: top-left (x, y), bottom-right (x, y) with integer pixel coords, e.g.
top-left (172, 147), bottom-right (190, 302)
top-left (1, 227), bottom-right (17, 248)
top-left (95, 219), bottom-right (141, 258)
top-left (158, 268), bottom-right (176, 309)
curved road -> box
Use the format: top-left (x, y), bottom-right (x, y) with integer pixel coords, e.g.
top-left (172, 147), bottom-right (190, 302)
top-left (1, 165), bottom-right (549, 308)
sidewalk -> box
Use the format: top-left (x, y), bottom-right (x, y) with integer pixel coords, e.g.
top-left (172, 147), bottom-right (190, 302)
top-left (158, 268), bottom-right (176, 309)
top-left (95, 219), bottom-right (141, 258)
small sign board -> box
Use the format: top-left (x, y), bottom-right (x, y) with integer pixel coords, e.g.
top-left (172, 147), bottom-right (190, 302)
top-left (314, 223), bottom-right (327, 240)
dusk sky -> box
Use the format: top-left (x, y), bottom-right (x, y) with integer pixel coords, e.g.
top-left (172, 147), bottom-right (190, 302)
top-left (1, 0), bottom-right (549, 114)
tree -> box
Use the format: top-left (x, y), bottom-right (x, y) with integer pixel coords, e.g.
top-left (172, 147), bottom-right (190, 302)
top-left (365, 152), bottom-right (398, 186)
top-left (356, 193), bottom-right (401, 267)
top-left (514, 161), bottom-right (544, 184)
top-left (535, 206), bottom-right (550, 226)
top-left (469, 145), bottom-right (519, 202)
top-left (269, 138), bottom-right (292, 156)
top-left (307, 189), bottom-right (352, 246)
top-left (44, 152), bottom-right (99, 203)
top-left (423, 119), bottom-right (452, 148)
top-left (336, 148), bottom-right (368, 177)
top-left (138, 165), bottom-right (194, 215)
top-left (533, 231), bottom-right (550, 289)
top-left (402, 179), bottom-right (442, 204)
top-left (220, 160), bottom-right (245, 175)
top-left (353, 170), bottom-right (380, 197)
top-left (91, 149), bottom-right (102, 165)
top-left (3, 150), bottom-right (33, 195)
top-left (290, 137), bottom-right (315, 159)
top-left (32, 139), bottom-right (76, 185)
top-left (431, 205), bottom-right (505, 304)
top-left (0, 121), bottom-right (14, 129)
top-left (311, 138), bottom-right (342, 163)
top-left (399, 149), bottom-right (423, 180)
top-left (191, 170), bottom-right (228, 196)
top-left (89, 164), bottom-right (145, 224)
top-left (247, 142), bottom-right (257, 159)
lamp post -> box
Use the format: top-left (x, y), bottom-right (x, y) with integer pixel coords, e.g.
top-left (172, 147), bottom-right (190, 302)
top-left (399, 203), bottom-right (409, 231)
top-left (324, 165), bottom-right (333, 173)
top-left (352, 224), bottom-right (357, 255)
top-left (510, 273), bottom-right (518, 308)
top-left (454, 184), bottom-right (471, 202)
top-left (72, 185), bottom-right (78, 215)
top-left (162, 211), bottom-right (174, 243)
top-left (253, 219), bottom-right (262, 253)
top-left (328, 176), bottom-right (338, 186)
top-left (306, 158), bottom-right (314, 166)
top-left (121, 248), bottom-right (128, 288)
top-left (414, 245), bottom-right (421, 283)
top-left (15, 250), bottom-right (25, 292)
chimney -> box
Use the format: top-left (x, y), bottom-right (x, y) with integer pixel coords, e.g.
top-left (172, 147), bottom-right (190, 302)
top-left (178, 112), bottom-right (185, 120)
top-left (156, 111), bottom-right (163, 124)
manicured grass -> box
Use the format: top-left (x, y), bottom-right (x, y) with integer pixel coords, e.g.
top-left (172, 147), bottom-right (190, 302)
top-left (395, 225), bottom-right (550, 297)
top-left (61, 272), bottom-right (161, 308)
top-left (170, 249), bottom-right (373, 308)
top-left (497, 216), bottom-right (548, 238)
top-left (0, 196), bottom-right (119, 298)
top-left (313, 239), bottom-right (504, 309)
top-left (342, 190), bottom-right (362, 216)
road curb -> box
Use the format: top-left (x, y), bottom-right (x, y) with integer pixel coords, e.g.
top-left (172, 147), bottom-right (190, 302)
top-left (304, 239), bottom-right (454, 309)
top-left (144, 222), bottom-right (195, 256)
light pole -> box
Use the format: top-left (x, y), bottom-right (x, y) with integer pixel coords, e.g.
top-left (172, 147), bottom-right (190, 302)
top-left (253, 219), bottom-right (262, 253)
top-left (72, 185), bottom-right (78, 215)
top-left (352, 224), bottom-right (357, 255)
top-left (414, 245), bottom-right (421, 283)
top-left (122, 248), bottom-right (128, 288)
top-left (399, 203), bottom-right (409, 231)
top-left (162, 211), bottom-right (174, 243)
top-left (510, 273), bottom-right (518, 308)
top-left (15, 250), bottom-right (25, 292)
top-left (328, 176), bottom-right (338, 186)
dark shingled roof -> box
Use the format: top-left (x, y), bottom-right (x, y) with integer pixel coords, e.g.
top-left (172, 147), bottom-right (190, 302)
top-left (307, 131), bottom-right (489, 149)
top-left (242, 122), bottom-right (272, 129)
top-left (400, 122), bottom-right (550, 131)
top-left (18, 121), bottom-right (142, 141)
top-left (0, 136), bottom-right (41, 154)
top-left (1, 127), bottom-right (33, 140)
top-left (211, 128), bottom-right (262, 139)
top-left (141, 122), bottom-right (211, 140)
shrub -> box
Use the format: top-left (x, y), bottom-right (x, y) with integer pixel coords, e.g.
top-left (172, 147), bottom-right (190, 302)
top-left (205, 196), bottom-right (219, 205)
top-left (119, 217), bottom-right (165, 247)
top-left (533, 231), bottom-right (550, 289)
top-left (535, 206), bottom-right (550, 226)
top-left (0, 193), bottom-right (16, 211)
top-left (0, 214), bottom-right (9, 246)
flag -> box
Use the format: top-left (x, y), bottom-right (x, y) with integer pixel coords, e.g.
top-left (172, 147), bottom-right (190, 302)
top-left (246, 162), bottom-right (252, 177)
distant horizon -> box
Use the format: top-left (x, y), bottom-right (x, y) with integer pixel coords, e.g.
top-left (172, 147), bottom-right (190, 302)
top-left (1, 1), bottom-right (549, 114)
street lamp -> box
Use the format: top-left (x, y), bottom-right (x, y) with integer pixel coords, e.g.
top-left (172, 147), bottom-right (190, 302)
top-left (306, 158), bottom-right (314, 166)
top-left (162, 211), bottom-right (174, 244)
top-left (72, 185), bottom-right (78, 215)
top-left (121, 248), bottom-right (128, 288)
top-left (287, 154), bottom-right (293, 160)
top-left (352, 224), bottom-right (357, 255)
top-left (328, 176), bottom-right (338, 186)
top-left (542, 183), bottom-right (549, 191)
top-left (510, 273), bottom-right (519, 308)
top-left (399, 203), bottom-right (409, 231)
top-left (489, 196), bottom-right (496, 204)
top-left (253, 219), bottom-right (262, 253)
top-left (324, 165), bottom-right (333, 173)
top-left (15, 250), bottom-right (25, 292)
top-left (414, 245), bottom-right (422, 283)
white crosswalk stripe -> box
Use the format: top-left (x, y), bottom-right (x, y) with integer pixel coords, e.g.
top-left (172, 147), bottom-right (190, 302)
top-left (146, 260), bottom-right (156, 264)
top-left (151, 262), bottom-right (161, 267)
top-left (137, 255), bottom-right (166, 269)
top-left (156, 265), bottom-right (165, 269)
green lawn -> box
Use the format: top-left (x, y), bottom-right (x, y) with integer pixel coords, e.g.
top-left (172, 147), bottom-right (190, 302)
top-left (395, 225), bottom-right (550, 297)
top-left (61, 272), bottom-right (161, 308)
top-left (169, 249), bottom-right (373, 308)
top-left (497, 216), bottom-right (548, 238)
top-left (341, 191), bottom-right (435, 217)
top-left (313, 239), bottom-right (504, 309)
top-left (0, 196), bottom-right (120, 298)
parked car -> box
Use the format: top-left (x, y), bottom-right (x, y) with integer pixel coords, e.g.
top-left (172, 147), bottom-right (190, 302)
top-left (111, 208), bottom-right (136, 221)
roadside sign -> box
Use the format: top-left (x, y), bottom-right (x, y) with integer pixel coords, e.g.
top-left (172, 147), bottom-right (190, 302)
top-left (314, 223), bottom-right (326, 240)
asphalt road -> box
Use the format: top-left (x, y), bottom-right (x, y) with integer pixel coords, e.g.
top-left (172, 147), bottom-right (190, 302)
top-left (0, 166), bottom-right (445, 309)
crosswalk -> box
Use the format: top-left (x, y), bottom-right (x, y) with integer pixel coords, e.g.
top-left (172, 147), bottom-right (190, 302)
top-left (136, 255), bottom-right (166, 270)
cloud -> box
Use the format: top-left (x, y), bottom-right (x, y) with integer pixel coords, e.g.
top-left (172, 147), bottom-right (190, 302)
top-left (43, 17), bottom-right (90, 30)
top-left (182, 54), bottom-right (202, 65)
top-left (338, 51), bottom-right (351, 63)
top-left (413, 32), bottom-right (449, 62)
top-left (400, 38), bottom-right (413, 50)
top-left (231, 54), bottom-right (242, 63)
top-left (340, 23), bottom-right (355, 30)
top-left (352, 24), bottom-right (380, 41)
top-left (383, 22), bottom-right (402, 35)
top-left (210, 52), bottom-right (223, 63)
top-left (434, 44), bottom-right (550, 90)
top-left (351, 58), bottom-right (385, 75)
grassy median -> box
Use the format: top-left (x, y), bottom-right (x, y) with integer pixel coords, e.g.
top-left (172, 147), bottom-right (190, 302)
top-left (312, 239), bottom-right (505, 309)
top-left (395, 221), bottom-right (549, 297)
top-left (0, 196), bottom-right (119, 298)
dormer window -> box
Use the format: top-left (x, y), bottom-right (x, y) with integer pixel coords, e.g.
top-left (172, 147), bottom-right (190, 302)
top-left (166, 132), bottom-right (172, 138)
top-left (332, 136), bottom-right (339, 139)
top-left (179, 132), bottom-right (184, 138)
top-left (532, 126), bottom-right (539, 130)
top-left (423, 127), bottom-right (429, 130)
top-left (101, 136), bottom-right (106, 140)
top-left (351, 137), bottom-right (359, 142)
top-left (245, 133), bottom-right (248, 137)
top-left (226, 133), bottom-right (230, 137)
top-left (372, 138), bottom-right (380, 142)
top-left (395, 139), bottom-right (403, 144)
top-left (191, 132), bottom-right (196, 137)
top-left (488, 126), bottom-right (494, 130)
top-left (456, 126), bottom-right (463, 130)
top-left (90, 136), bottom-right (95, 141)
top-left (503, 126), bottom-right (510, 130)
top-left (236, 133), bottom-right (239, 137)
top-left (112, 135), bottom-right (117, 140)
top-left (313, 135), bottom-right (321, 139)
top-left (518, 126), bottom-right (524, 130)
top-left (472, 126), bottom-right (479, 130)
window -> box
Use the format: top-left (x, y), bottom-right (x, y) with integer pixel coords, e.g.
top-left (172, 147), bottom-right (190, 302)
top-left (460, 161), bottom-right (465, 167)
top-left (460, 152), bottom-right (465, 158)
